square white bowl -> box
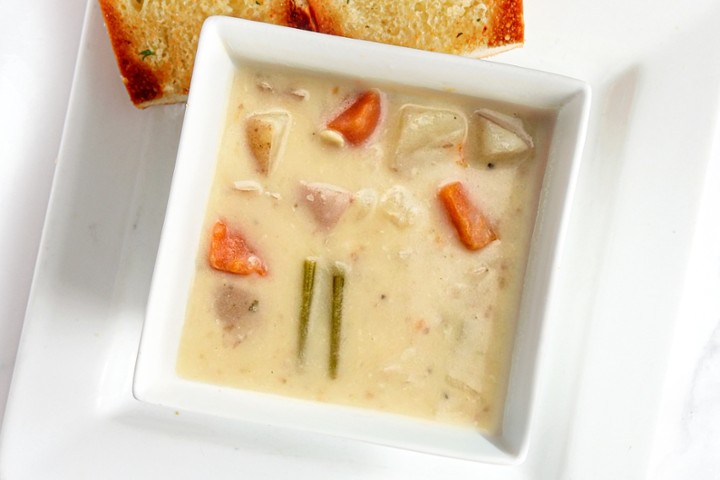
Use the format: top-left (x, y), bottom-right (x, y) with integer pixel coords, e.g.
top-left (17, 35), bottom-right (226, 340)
top-left (134, 16), bottom-right (591, 464)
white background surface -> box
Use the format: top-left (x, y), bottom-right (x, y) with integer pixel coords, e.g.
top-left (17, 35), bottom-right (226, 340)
top-left (0, 1), bottom-right (718, 479)
top-left (0, 0), bottom-right (87, 420)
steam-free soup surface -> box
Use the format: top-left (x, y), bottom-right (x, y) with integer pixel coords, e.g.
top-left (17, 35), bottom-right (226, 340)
top-left (176, 66), bottom-right (550, 432)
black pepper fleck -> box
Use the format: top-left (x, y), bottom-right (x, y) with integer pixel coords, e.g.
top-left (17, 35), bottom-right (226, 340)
top-left (487, 162), bottom-right (495, 169)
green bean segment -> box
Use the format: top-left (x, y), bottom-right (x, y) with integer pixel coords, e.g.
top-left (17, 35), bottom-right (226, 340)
top-left (329, 269), bottom-right (345, 379)
top-left (297, 258), bottom-right (317, 363)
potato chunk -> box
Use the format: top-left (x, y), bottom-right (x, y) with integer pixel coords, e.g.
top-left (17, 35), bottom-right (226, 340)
top-left (446, 317), bottom-right (492, 394)
top-left (392, 105), bottom-right (467, 175)
top-left (214, 284), bottom-right (261, 346)
top-left (475, 109), bottom-right (533, 161)
top-left (245, 111), bottom-right (290, 175)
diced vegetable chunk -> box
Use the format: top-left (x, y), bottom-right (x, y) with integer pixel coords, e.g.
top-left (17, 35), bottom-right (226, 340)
top-left (246, 111), bottom-right (290, 175)
top-left (475, 109), bottom-right (533, 161)
top-left (393, 105), bottom-right (467, 175)
top-left (327, 90), bottom-right (382, 145)
top-left (445, 316), bottom-right (492, 394)
top-left (208, 220), bottom-right (268, 276)
top-left (214, 284), bottom-right (260, 345)
top-left (438, 181), bottom-right (497, 251)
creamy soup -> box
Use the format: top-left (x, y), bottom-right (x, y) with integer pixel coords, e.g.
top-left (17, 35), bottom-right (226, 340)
top-left (176, 66), bottom-right (551, 433)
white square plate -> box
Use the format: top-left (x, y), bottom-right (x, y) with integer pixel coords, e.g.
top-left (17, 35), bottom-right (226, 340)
top-left (133, 16), bottom-right (590, 464)
top-left (1, 0), bottom-right (719, 478)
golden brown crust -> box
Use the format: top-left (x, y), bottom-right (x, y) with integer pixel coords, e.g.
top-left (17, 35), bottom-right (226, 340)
top-left (285, 0), bottom-right (318, 32)
top-left (305, 1), bottom-right (342, 37)
top-left (488, 0), bottom-right (525, 48)
top-left (98, 0), bottom-right (166, 106)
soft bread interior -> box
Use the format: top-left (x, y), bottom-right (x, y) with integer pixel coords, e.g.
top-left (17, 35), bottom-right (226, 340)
top-left (308, 0), bottom-right (523, 55)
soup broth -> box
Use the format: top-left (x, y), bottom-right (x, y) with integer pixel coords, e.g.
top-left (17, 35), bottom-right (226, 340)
top-left (176, 66), bottom-right (551, 433)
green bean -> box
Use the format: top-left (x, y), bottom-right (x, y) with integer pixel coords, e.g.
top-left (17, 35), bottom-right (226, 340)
top-left (329, 268), bottom-right (345, 379)
top-left (297, 258), bottom-right (317, 364)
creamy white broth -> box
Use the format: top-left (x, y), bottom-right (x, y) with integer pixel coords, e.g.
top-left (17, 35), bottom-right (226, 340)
top-left (176, 66), bottom-right (551, 432)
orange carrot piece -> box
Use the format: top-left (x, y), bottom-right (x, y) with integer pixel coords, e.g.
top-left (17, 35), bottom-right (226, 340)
top-left (438, 181), bottom-right (497, 251)
top-left (208, 220), bottom-right (268, 276)
top-left (327, 90), bottom-right (382, 145)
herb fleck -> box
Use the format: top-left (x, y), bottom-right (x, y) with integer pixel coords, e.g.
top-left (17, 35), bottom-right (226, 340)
top-left (456, 32), bottom-right (463, 38)
top-left (248, 299), bottom-right (259, 312)
top-left (139, 49), bottom-right (155, 61)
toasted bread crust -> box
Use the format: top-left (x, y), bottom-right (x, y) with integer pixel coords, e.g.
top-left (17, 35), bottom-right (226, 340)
top-left (488, 0), bottom-right (524, 47)
top-left (99, 0), bottom-right (166, 106)
top-left (285, 0), bottom-right (318, 31)
top-left (98, 0), bottom-right (524, 108)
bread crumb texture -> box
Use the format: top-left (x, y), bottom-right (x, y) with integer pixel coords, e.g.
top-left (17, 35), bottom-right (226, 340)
top-left (98, 0), bottom-right (524, 108)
